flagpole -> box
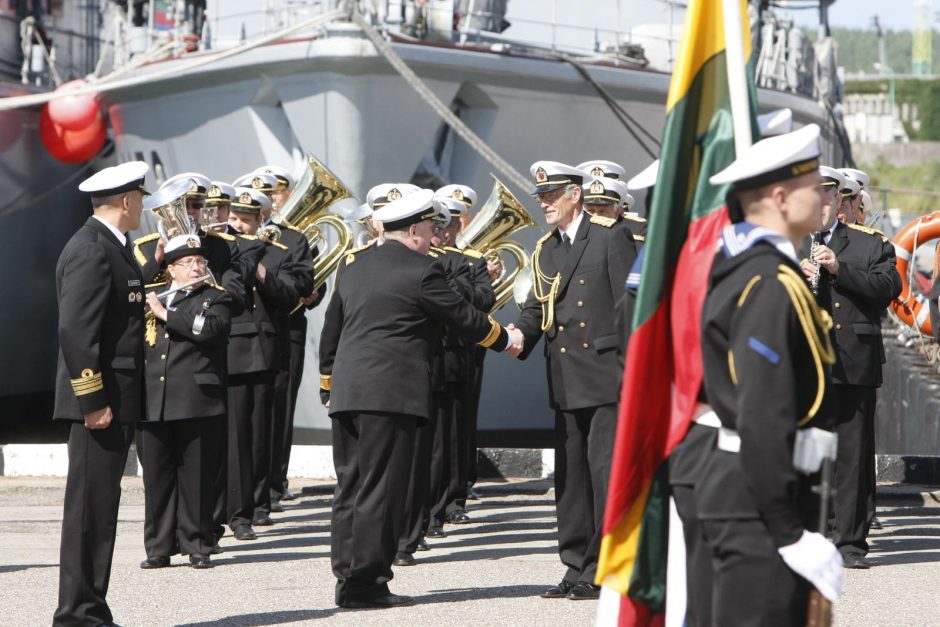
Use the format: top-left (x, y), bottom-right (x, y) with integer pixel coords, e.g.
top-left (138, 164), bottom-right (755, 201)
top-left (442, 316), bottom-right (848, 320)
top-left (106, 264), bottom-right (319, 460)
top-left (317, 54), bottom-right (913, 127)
top-left (722, 0), bottom-right (753, 154)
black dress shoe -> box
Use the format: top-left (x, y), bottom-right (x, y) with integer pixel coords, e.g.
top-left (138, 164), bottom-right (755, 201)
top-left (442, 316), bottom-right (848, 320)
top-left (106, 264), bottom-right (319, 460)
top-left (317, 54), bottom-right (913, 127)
top-left (445, 511), bottom-right (471, 524)
top-left (426, 527), bottom-right (447, 538)
top-left (843, 554), bottom-right (872, 569)
top-left (270, 500), bottom-right (284, 513)
top-left (342, 593), bottom-right (416, 609)
top-left (140, 556), bottom-right (170, 569)
top-left (540, 579), bottom-right (576, 599)
top-left (567, 582), bottom-right (601, 600)
top-left (189, 553), bottom-right (212, 569)
top-left (870, 517), bottom-right (884, 530)
top-left (393, 552), bottom-right (416, 566)
top-left (233, 525), bottom-right (257, 541)
top-left (467, 486), bottom-right (482, 500)
top-left (209, 543), bottom-right (224, 555)
top-left (252, 515), bottom-right (274, 526)
top-left (282, 489), bottom-right (298, 501)
top-left (416, 537), bottom-right (430, 552)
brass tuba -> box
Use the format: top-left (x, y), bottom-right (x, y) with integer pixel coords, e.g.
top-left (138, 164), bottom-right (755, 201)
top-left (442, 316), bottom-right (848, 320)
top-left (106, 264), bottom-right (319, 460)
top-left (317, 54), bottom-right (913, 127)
top-left (273, 155), bottom-right (355, 291)
top-left (456, 176), bottom-right (537, 312)
top-left (146, 178), bottom-right (198, 243)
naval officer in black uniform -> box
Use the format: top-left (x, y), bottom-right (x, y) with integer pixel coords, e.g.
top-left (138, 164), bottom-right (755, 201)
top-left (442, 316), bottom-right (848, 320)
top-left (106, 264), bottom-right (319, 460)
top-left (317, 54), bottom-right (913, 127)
top-left (512, 161), bottom-right (637, 601)
top-left (53, 161), bottom-right (150, 627)
top-left (578, 159), bottom-right (647, 243)
top-left (225, 188), bottom-right (300, 538)
top-left (697, 124), bottom-right (843, 625)
top-left (319, 189), bottom-right (519, 609)
top-left (138, 234), bottom-right (232, 570)
top-left (799, 167), bottom-right (901, 569)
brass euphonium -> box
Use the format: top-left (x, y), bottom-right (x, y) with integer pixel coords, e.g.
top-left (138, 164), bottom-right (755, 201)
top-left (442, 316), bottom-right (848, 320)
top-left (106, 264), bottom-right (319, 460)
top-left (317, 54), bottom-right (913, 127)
top-left (146, 178), bottom-right (198, 243)
top-left (273, 154), bottom-right (355, 291)
top-left (455, 176), bottom-right (537, 313)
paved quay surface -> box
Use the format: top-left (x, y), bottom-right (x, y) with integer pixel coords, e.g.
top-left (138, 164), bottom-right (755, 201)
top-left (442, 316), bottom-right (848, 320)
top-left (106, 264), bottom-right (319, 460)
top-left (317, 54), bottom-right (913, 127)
top-left (1, 478), bottom-right (939, 626)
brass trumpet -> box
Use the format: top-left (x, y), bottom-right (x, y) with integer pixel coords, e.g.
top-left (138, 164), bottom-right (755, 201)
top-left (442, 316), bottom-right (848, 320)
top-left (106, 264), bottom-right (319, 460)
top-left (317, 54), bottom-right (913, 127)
top-left (274, 155), bottom-right (355, 291)
top-left (456, 176), bottom-right (537, 312)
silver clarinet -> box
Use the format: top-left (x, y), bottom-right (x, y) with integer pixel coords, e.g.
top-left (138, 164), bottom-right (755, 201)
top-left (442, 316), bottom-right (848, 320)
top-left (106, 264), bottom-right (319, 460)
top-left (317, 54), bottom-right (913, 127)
top-left (809, 235), bottom-right (821, 296)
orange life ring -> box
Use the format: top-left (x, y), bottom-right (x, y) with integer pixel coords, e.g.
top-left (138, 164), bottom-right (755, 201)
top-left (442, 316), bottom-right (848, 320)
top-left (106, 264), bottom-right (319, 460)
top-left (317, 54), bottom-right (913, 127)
top-left (890, 212), bottom-right (940, 336)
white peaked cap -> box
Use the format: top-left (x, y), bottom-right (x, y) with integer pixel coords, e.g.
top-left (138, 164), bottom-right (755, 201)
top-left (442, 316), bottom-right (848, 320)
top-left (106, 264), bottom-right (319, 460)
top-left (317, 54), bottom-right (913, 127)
top-left (162, 171), bottom-right (211, 195)
top-left (840, 168), bottom-right (870, 188)
top-left (79, 161), bottom-right (150, 197)
top-left (367, 183), bottom-right (422, 209)
top-left (626, 160), bottom-right (659, 191)
top-left (576, 160), bottom-right (627, 180)
top-left (373, 189), bottom-right (445, 230)
top-left (254, 164), bottom-right (294, 189)
top-left (709, 124), bottom-right (820, 190)
top-left (819, 166), bottom-right (845, 190)
top-left (435, 184), bottom-right (477, 208)
top-left (582, 176), bottom-right (632, 208)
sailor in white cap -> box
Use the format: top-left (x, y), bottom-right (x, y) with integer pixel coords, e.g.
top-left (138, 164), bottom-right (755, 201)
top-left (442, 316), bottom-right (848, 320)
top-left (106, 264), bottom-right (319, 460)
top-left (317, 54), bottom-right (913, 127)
top-left (53, 161), bottom-right (151, 626)
top-left (581, 175), bottom-right (647, 243)
top-left (757, 107), bottom-right (794, 137)
top-left (840, 167), bottom-right (870, 189)
top-left (857, 189), bottom-right (872, 225)
top-left (242, 172), bottom-right (318, 516)
top-left (319, 188), bottom-right (517, 609)
top-left (576, 159), bottom-right (626, 180)
top-left (224, 185), bottom-right (304, 538)
top-left (799, 161), bottom-right (900, 571)
top-left (253, 164), bottom-right (295, 211)
top-left (367, 182), bottom-right (422, 210)
top-left (513, 160), bottom-right (638, 601)
top-left (697, 124), bottom-right (846, 624)
top-left (204, 181), bottom-right (236, 232)
top-left (138, 233), bottom-right (231, 571)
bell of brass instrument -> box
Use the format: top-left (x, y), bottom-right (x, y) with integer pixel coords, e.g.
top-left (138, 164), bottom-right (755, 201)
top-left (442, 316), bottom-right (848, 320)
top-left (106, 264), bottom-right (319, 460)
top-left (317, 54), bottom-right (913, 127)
top-left (273, 155), bottom-right (355, 290)
top-left (259, 223), bottom-right (282, 244)
top-left (145, 179), bottom-right (198, 243)
top-left (455, 176), bottom-right (537, 312)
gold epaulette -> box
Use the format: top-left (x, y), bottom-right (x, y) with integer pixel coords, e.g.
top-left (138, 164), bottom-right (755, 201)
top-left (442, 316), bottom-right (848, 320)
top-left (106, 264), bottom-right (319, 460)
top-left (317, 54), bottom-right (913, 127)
top-left (633, 235), bottom-right (646, 242)
top-left (238, 234), bottom-right (259, 240)
top-left (269, 241), bottom-right (289, 251)
top-left (430, 246), bottom-right (445, 255)
top-left (344, 239), bottom-right (376, 265)
top-left (623, 214), bottom-right (647, 224)
top-left (70, 368), bottom-right (103, 397)
top-left (428, 250), bottom-right (440, 259)
top-left (208, 282), bottom-right (227, 292)
top-left (590, 215), bottom-right (617, 228)
top-left (847, 223), bottom-right (889, 243)
top-left (319, 374), bottom-right (332, 390)
top-left (145, 281), bottom-right (168, 290)
top-left (205, 230), bottom-right (236, 241)
top-left (133, 233), bottom-right (161, 266)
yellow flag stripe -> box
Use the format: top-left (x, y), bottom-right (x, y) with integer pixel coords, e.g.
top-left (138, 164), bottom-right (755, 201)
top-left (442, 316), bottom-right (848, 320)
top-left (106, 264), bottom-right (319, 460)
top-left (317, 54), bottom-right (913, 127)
top-left (666, 0), bottom-right (751, 112)
top-left (595, 481), bottom-right (652, 594)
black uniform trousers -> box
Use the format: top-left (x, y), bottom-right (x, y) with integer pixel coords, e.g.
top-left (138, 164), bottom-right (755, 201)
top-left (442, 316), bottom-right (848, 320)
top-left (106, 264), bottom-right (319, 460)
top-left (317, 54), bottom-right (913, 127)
top-left (331, 411), bottom-right (416, 605)
top-left (702, 519), bottom-right (810, 627)
top-left (398, 412), bottom-right (435, 554)
top-left (554, 403), bottom-right (617, 584)
top-left (140, 416), bottom-right (223, 557)
top-left (446, 379), bottom-right (472, 516)
top-left (465, 351), bottom-right (486, 487)
top-left (270, 337), bottom-right (305, 502)
top-left (429, 382), bottom-right (468, 528)
top-left (227, 372), bottom-right (274, 529)
top-left (672, 486), bottom-right (712, 627)
top-left (833, 384), bottom-right (877, 557)
top-left (54, 422), bottom-right (135, 627)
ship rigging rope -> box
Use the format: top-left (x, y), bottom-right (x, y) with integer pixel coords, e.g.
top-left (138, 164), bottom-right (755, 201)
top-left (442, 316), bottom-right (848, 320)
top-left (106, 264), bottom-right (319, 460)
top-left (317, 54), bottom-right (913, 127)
top-left (349, 12), bottom-right (534, 199)
top-left (0, 9), bottom-right (348, 112)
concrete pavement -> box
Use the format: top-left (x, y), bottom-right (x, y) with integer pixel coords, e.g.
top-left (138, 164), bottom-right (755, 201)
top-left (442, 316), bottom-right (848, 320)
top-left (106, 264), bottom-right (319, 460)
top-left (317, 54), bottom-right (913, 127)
top-left (1, 478), bottom-right (938, 625)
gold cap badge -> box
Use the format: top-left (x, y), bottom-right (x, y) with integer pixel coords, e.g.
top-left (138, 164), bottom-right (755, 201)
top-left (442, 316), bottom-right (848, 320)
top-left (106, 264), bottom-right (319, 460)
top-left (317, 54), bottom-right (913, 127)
top-left (239, 192), bottom-right (252, 204)
top-left (590, 180), bottom-right (605, 194)
top-left (387, 188), bottom-right (402, 202)
top-left (452, 189), bottom-right (464, 201)
top-left (591, 166), bottom-right (605, 177)
top-left (535, 167), bottom-right (548, 183)
top-left (208, 185), bottom-right (221, 198)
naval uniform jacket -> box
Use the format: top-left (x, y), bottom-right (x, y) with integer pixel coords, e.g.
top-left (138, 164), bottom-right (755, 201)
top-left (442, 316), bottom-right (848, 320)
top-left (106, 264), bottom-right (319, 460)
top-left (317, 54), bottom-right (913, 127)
top-left (515, 213), bottom-right (637, 411)
top-left (800, 222), bottom-right (901, 387)
top-left (54, 217), bottom-right (146, 422)
top-left (227, 235), bottom-right (300, 376)
top-left (698, 229), bottom-right (833, 548)
top-left (263, 221), bottom-right (322, 342)
top-left (134, 230), bottom-right (248, 309)
top-left (319, 239), bottom-right (508, 421)
top-left (621, 213), bottom-right (647, 246)
top-left (144, 283), bottom-right (232, 421)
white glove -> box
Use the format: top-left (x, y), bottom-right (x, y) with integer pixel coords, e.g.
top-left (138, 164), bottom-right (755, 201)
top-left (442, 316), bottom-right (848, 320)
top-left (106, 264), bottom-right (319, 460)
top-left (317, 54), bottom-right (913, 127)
top-left (777, 530), bottom-right (844, 602)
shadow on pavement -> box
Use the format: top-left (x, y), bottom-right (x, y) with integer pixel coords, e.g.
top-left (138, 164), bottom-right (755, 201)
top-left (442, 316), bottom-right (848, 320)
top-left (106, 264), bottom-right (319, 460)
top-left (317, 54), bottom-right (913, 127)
top-left (416, 584), bottom-right (550, 604)
top-left (415, 545), bottom-right (558, 564)
top-left (0, 563), bottom-right (56, 574)
top-left (177, 608), bottom-right (340, 626)
top-left (210, 550), bottom-right (330, 566)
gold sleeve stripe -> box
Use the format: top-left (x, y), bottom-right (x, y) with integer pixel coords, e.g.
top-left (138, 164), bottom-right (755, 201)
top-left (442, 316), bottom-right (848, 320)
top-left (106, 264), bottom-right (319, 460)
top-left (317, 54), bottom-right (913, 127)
top-left (736, 275), bottom-right (762, 308)
top-left (70, 370), bottom-right (103, 396)
top-left (477, 317), bottom-right (502, 348)
top-left (319, 375), bottom-right (332, 391)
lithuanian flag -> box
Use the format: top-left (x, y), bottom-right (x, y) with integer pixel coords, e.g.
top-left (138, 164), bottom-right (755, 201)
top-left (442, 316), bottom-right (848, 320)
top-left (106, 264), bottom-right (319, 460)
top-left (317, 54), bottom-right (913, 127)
top-left (596, 1), bottom-right (758, 624)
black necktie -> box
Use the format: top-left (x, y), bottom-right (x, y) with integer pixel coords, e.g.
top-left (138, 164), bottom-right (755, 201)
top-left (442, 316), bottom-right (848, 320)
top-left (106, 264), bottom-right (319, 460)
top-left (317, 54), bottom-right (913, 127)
top-left (562, 233), bottom-right (572, 249)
